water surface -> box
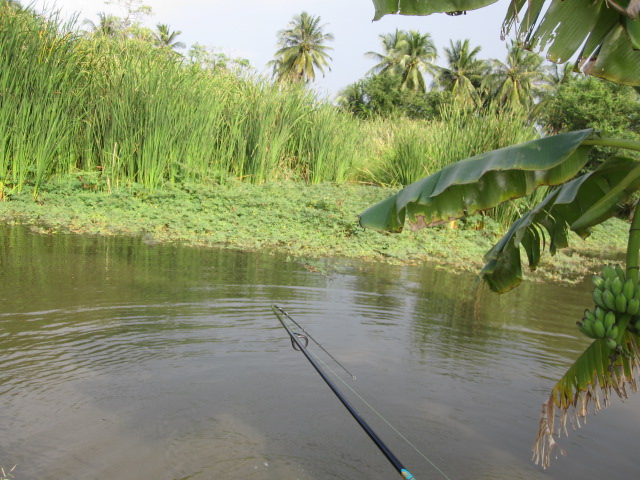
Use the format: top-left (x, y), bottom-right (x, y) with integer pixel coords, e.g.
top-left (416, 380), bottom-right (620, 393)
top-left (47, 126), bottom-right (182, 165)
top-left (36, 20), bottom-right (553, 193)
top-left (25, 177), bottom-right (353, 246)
top-left (1, 225), bottom-right (639, 479)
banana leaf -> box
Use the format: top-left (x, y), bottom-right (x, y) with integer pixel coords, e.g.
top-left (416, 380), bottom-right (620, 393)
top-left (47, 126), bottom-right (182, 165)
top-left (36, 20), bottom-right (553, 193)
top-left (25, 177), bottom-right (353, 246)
top-left (533, 332), bottom-right (640, 469)
top-left (370, 0), bottom-right (640, 86)
top-left (481, 155), bottom-right (640, 292)
top-left (371, 0), bottom-right (499, 20)
top-left (359, 129), bottom-right (594, 233)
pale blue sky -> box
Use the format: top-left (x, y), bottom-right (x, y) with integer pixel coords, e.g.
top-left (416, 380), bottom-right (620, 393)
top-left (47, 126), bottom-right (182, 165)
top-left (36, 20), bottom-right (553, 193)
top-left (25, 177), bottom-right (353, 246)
top-left (33, 0), bottom-right (516, 98)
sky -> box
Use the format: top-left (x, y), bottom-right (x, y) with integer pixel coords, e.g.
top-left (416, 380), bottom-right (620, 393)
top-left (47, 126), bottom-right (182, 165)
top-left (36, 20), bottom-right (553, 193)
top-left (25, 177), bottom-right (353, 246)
top-left (31, 0), bottom-right (515, 98)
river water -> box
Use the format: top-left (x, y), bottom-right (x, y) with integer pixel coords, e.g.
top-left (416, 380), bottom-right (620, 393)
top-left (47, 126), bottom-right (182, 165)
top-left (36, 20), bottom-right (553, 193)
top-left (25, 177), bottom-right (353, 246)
top-left (1, 224), bottom-right (639, 479)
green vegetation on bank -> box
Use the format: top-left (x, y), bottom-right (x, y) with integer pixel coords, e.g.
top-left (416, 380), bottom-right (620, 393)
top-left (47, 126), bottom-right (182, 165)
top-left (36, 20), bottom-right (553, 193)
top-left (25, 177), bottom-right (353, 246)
top-left (0, 180), bottom-right (628, 284)
top-left (0, 3), bottom-right (541, 226)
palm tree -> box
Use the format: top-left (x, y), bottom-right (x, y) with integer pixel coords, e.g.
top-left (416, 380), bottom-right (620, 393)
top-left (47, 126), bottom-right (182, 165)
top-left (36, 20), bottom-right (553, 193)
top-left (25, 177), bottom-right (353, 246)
top-left (482, 42), bottom-right (549, 110)
top-left (270, 12), bottom-right (334, 83)
top-left (433, 39), bottom-right (488, 106)
top-left (366, 30), bottom-right (437, 93)
top-left (154, 23), bottom-right (186, 51)
top-left (83, 12), bottom-right (123, 38)
top-left (365, 29), bottom-right (406, 76)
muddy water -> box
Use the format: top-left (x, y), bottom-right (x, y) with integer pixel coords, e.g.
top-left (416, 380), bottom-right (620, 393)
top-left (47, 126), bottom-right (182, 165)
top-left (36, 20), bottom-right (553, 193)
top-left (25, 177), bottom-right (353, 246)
top-left (1, 225), bottom-right (639, 479)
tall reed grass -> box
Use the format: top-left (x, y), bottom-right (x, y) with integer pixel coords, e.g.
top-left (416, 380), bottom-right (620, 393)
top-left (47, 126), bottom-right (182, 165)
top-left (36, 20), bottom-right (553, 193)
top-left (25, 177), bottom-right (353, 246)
top-left (0, 4), bottom-right (366, 194)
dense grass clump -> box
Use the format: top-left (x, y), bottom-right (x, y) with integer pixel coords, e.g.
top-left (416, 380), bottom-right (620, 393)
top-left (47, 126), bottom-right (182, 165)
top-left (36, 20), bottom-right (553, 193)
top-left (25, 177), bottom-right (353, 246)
top-left (0, 4), bottom-right (366, 194)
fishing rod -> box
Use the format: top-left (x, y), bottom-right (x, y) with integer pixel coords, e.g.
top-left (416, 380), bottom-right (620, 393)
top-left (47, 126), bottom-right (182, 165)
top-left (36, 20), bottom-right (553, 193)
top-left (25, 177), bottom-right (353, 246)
top-left (272, 304), bottom-right (416, 480)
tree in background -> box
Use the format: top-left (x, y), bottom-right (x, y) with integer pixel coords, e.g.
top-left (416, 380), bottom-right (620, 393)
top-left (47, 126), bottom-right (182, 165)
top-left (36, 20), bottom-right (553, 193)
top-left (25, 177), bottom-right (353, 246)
top-left (366, 29), bottom-right (437, 93)
top-left (83, 0), bottom-right (153, 41)
top-left (83, 12), bottom-right (124, 38)
top-left (482, 42), bottom-right (549, 111)
top-left (154, 24), bottom-right (185, 52)
top-left (432, 38), bottom-right (488, 107)
top-left (539, 75), bottom-right (640, 163)
top-left (365, 29), bottom-right (406, 76)
top-left (338, 74), bottom-right (447, 120)
top-left (187, 43), bottom-right (251, 74)
top-left (269, 11), bottom-right (334, 83)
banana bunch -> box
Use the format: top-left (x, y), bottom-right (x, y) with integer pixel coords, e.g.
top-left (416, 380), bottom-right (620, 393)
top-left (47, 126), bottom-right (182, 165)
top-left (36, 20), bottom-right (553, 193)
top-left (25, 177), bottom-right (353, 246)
top-left (577, 264), bottom-right (640, 350)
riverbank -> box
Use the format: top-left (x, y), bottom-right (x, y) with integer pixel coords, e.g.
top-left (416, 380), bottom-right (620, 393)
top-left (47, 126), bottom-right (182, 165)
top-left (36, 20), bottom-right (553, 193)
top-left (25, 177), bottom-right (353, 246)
top-left (0, 180), bottom-right (629, 284)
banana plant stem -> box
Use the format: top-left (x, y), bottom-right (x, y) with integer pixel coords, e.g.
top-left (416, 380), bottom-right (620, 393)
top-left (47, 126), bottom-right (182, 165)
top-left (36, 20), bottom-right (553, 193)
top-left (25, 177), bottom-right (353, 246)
top-left (626, 202), bottom-right (640, 285)
top-left (583, 136), bottom-right (640, 153)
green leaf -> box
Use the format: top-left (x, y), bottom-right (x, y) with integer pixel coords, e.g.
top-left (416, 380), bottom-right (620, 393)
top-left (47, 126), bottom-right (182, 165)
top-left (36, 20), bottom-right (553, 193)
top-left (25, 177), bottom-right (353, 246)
top-left (571, 161), bottom-right (640, 231)
top-left (481, 155), bottom-right (640, 292)
top-left (371, 0), bottom-right (499, 20)
top-left (583, 22), bottom-right (640, 86)
top-left (358, 129), bottom-right (594, 233)
top-left (626, 16), bottom-right (640, 49)
top-left (533, 329), bottom-right (640, 469)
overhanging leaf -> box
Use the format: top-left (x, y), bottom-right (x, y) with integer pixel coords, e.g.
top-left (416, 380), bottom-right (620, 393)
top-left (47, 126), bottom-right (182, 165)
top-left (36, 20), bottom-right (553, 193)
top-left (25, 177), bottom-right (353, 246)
top-left (358, 129), bottom-right (594, 233)
top-left (533, 331), bottom-right (640, 469)
top-left (571, 161), bottom-right (640, 231)
top-left (481, 155), bottom-right (640, 292)
top-left (583, 21), bottom-right (640, 86)
top-left (371, 0), bottom-right (499, 20)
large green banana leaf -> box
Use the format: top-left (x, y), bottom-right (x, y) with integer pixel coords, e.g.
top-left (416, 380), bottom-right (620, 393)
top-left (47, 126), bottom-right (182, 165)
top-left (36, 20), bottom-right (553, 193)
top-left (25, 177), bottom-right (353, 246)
top-left (481, 155), bottom-right (640, 292)
top-left (371, 0), bottom-right (640, 86)
top-left (533, 331), bottom-right (640, 469)
top-left (371, 0), bottom-right (499, 20)
top-left (359, 129), bottom-right (594, 234)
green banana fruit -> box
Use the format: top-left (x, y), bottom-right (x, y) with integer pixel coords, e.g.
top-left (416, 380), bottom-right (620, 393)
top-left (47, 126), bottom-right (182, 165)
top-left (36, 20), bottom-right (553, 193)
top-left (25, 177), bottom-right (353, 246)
top-left (593, 319), bottom-right (606, 339)
top-left (603, 265), bottom-right (616, 282)
top-left (616, 293), bottom-right (627, 314)
top-left (607, 338), bottom-right (618, 350)
top-left (603, 290), bottom-right (617, 311)
top-left (627, 298), bottom-right (640, 315)
top-left (584, 310), bottom-right (596, 324)
top-left (593, 290), bottom-right (607, 310)
top-left (623, 279), bottom-right (636, 302)
top-left (592, 275), bottom-right (605, 290)
top-left (577, 321), bottom-right (596, 339)
top-left (606, 325), bottom-right (619, 340)
top-left (612, 277), bottom-right (624, 297)
top-left (595, 306), bottom-right (606, 322)
top-left (604, 311), bottom-right (616, 330)
top-left (615, 264), bottom-right (626, 283)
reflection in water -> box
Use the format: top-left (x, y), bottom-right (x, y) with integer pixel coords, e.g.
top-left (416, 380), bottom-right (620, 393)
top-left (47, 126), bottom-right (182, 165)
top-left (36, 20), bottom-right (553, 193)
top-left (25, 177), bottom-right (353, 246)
top-left (1, 224), bottom-right (640, 479)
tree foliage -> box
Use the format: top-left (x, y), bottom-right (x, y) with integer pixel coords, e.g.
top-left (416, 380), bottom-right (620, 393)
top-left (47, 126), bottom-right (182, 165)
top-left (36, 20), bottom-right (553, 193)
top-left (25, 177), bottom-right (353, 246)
top-left (338, 74), bottom-right (448, 119)
top-left (541, 75), bottom-right (640, 138)
top-left (482, 41), bottom-right (549, 110)
top-left (366, 29), bottom-right (438, 92)
top-left (432, 39), bottom-right (488, 107)
top-left (270, 11), bottom-right (334, 83)
top-left (153, 23), bottom-right (185, 51)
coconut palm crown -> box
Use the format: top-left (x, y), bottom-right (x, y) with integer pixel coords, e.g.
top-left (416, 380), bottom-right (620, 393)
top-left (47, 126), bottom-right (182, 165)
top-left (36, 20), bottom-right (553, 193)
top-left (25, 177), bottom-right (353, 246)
top-left (366, 29), bottom-right (438, 93)
top-left (270, 11), bottom-right (334, 83)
